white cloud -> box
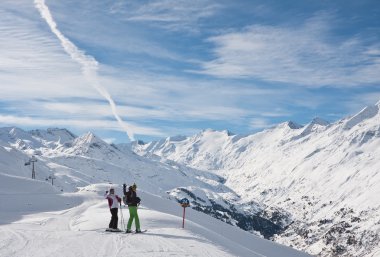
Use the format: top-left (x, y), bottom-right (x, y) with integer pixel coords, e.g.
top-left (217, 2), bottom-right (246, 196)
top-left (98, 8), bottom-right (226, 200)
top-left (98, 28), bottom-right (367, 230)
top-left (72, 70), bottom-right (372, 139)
top-left (111, 0), bottom-right (221, 32)
top-left (249, 118), bottom-right (273, 130)
top-left (199, 13), bottom-right (380, 87)
top-left (103, 137), bottom-right (116, 144)
top-left (0, 4), bottom-right (98, 100)
top-left (4, 2), bottom-right (359, 141)
top-left (34, 0), bottom-right (135, 141)
top-left (339, 92), bottom-right (380, 115)
top-left (40, 99), bottom-right (248, 122)
top-left (97, 71), bottom-right (282, 121)
top-left (260, 109), bottom-right (291, 118)
top-left (0, 114), bottom-right (164, 137)
top-left (1, 1), bottom-right (318, 145)
top-left (41, 102), bottom-right (172, 120)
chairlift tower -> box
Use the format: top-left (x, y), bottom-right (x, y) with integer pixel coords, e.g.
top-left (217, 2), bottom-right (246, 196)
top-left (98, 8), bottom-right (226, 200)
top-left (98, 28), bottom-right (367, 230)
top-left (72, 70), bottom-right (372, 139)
top-left (25, 156), bottom-right (38, 179)
top-left (48, 175), bottom-right (56, 186)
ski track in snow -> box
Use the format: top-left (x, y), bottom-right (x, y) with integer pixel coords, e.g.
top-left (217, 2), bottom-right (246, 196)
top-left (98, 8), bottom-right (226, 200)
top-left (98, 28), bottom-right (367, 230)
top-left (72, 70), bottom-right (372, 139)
top-left (0, 184), bottom-right (310, 257)
top-left (0, 125), bottom-right (316, 256)
top-left (0, 191), bottom-right (239, 257)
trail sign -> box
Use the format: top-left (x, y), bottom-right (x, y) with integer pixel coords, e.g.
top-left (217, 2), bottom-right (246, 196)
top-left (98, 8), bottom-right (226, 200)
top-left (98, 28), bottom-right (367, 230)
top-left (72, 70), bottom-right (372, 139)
top-left (180, 198), bottom-right (190, 207)
top-left (180, 198), bottom-right (190, 228)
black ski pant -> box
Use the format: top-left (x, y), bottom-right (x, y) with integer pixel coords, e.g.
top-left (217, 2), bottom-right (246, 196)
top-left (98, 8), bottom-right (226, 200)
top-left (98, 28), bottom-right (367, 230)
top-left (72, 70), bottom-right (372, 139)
top-left (109, 208), bottom-right (118, 229)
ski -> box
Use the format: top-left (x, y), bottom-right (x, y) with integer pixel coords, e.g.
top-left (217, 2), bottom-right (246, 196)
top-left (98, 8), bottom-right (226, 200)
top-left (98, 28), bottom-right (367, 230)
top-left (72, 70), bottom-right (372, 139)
top-left (134, 229), bottom-right (147, 234)
top-left (125, 229), bottom-right (147, 234)
top-left (105, 228), bottom-right (123, 233)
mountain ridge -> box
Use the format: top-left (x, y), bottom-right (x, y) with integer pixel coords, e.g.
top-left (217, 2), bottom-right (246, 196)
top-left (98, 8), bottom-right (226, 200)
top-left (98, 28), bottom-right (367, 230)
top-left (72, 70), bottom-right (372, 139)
top-left (128, 101), bottom-right (380, 257)
top-left (1, 101), bottom-right (379, 256)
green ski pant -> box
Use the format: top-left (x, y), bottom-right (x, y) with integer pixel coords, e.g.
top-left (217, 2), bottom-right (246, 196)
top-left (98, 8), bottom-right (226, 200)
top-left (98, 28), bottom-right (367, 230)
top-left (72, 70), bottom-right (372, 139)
top-left (127, 206), bottom-right (140, 230)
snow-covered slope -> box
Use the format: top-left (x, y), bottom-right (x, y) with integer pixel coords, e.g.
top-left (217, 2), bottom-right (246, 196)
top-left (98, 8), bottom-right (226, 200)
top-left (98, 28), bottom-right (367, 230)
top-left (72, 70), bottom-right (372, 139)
top-left (0, 181), bottom-right (309, 257)
top-left (30, 128), bottom-right (77, 145)
top-left (1, 101), bottom-right (379, 256)
top-left (0, 128), bottom-right (309, 257)
top-left (130, 102), bottom-right (380, 257)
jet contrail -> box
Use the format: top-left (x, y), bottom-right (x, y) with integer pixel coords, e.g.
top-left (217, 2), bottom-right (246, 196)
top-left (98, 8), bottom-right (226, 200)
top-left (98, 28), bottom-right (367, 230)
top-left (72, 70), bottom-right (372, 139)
top-left (34, 0), bottom-right (135, 141)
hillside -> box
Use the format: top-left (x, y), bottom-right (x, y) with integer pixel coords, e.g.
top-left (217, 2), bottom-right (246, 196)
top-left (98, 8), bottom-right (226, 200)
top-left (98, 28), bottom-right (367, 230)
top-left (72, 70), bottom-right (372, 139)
top-left (0, 127), bottom-right (309, 257)
top-left (130, 102), bottom-right (380, 257)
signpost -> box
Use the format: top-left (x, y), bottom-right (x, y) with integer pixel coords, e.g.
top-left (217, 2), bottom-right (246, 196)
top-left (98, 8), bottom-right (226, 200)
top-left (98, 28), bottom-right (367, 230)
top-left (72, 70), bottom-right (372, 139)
top-left (180, 198), bottom-right (190, 228)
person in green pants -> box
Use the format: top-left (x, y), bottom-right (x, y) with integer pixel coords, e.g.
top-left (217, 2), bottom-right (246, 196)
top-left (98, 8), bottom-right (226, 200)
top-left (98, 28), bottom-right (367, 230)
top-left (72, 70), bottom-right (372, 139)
top-left (125, 183), bottom-right (141, 233)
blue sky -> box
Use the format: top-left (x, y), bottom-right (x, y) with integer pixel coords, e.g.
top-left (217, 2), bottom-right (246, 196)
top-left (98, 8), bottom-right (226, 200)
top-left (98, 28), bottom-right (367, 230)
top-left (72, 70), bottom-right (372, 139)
top-left (0, 0), bottom-right (380, 143)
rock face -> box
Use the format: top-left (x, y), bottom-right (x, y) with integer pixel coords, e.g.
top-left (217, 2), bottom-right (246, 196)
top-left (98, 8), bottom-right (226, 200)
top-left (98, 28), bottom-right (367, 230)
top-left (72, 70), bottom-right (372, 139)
top-left (129, 102), bottom-right (380, 257)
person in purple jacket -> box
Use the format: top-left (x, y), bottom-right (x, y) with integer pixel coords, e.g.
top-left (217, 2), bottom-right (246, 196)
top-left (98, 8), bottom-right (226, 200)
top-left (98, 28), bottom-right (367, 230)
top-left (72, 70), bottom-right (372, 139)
top-left (104, 187), bottom-right (121, 231)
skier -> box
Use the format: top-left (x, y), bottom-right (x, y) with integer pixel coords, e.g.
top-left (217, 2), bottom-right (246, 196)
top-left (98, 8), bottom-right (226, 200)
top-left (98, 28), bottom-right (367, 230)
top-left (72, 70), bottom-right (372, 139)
top-left (104, 187), bottom-right (122, 232)
top-left (125, 183), bottom-right (141, 233)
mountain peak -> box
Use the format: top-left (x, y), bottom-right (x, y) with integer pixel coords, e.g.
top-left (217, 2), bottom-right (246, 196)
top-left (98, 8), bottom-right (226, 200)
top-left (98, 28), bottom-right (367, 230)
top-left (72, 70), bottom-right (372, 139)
top-left (310, 117), bottom-right (329, 126)
top-left (167, 135), bottom-right (187, 142)
top-left (287, 121), bottom-right (303, 129)
top-left (267, 121), bottom-right (302, 132)
top-left (0, 127), bottom-right (44, 150)
top-left (201, 128), bottom-right (216, 134)
top-left (344, 103), bottom-right (379, 130)
top-left (7, 127), bottom-right (27, 137)
top-left (68, 132), bottom-right (106, 149)
top-left (57, 131), bottom-right (122, 158)
top-left (47, 128), bottom-right (76, 138)
top-left (199, 129), bottom-right (235, 136)
top-left (136, 139), bottom-right (146, 145)
top-left (290, 117), bottom-right (330, 141)
top-left (223, 129), bottom-right (235, 136)
top-left (78, 132), bottom-right (99, 144)
top-left (29, 128), bottom-right (77, 144)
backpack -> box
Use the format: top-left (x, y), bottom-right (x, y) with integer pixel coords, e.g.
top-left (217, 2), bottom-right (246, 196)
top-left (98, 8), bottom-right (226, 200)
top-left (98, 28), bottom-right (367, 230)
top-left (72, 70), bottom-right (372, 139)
top-left (124, 191), bottom-right (140, 205)
top-left (122, 195), bottom-right (128, 205)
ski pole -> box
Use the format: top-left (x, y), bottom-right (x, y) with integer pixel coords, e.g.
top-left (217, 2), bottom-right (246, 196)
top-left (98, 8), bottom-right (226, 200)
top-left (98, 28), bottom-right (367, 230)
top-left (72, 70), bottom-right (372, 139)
top-left (120, 203), bottom-right (125, 231)
top-left (120, 204), bottom-right (124, 231)
top-left (122, 204), bottom-right (125, 230)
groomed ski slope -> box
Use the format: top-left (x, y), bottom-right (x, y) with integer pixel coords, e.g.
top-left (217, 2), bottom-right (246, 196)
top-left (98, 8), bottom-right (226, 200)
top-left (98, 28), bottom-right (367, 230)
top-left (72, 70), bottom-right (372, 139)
top-left (0, 179), bottom-right (310, 257)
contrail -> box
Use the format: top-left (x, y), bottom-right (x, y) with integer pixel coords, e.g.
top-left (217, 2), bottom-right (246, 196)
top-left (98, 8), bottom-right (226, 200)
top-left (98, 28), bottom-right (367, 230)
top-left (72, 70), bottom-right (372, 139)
top-left (34, 0), bottom-right (135, 141)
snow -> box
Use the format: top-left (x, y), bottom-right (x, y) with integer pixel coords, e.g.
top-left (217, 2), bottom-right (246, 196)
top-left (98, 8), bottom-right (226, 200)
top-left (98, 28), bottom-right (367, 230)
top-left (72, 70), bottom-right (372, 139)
top-left (0, 128), bottom-right (310, 257)
top-left (291, 117), bottom-right (329, 140)
top-left (2, 101), bottom-right (379, 256)
top-left (0, 181), bottom-right (309, 256)
top-left (29, 128), bottom-right (76, 145)
top-left (131, 101), bottom-right (380, 257)
top-left (344, 104), bottom-right (379, 130)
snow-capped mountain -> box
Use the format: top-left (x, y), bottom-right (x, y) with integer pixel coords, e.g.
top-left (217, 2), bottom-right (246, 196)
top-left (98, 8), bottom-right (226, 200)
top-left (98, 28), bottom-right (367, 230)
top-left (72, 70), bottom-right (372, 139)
top-left (1, 101), bottom-right (379, 256)
top-left (0, 126), bottom-right (287, 237)
top-left (129, 101), bottom-right (380, 257)
top-left (0, 126), bottom-right (311, 257)
top-left (30, 128), bottom-right (77, 144)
